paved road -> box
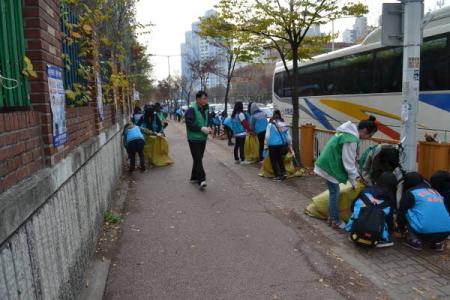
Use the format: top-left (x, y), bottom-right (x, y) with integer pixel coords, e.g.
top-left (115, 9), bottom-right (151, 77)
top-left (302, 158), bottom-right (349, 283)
top-left (104, 124), bottom-right (383, 300)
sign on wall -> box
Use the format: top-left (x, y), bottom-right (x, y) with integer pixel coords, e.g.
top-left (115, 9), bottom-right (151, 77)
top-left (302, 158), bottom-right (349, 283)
top-left (47, 65), bottom-right (67, 147)
top-left (96, 73), bottom-right (104, 120)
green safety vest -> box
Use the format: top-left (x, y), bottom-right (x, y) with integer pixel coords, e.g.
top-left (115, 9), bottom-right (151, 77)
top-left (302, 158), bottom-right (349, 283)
top-left (315, 132), bottom-right (359, 183)
top-left (187, 102), bottom-right (209, 141)
top-left (359, 144), bottom-right (379, 171)
top-left (157, 112), bottom-right (166, 122)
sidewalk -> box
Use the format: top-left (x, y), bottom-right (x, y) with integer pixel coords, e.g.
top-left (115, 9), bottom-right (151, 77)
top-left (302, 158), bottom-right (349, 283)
top-left (104, 122), bottom-right (449, 300)
top-left (208, 128), bottom-right (450, 300)
top-left (104, 124), bottom-right (387, 299)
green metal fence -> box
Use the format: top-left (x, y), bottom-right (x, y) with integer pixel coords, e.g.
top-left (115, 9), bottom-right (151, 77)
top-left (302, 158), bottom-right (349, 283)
top-left (60, 4), bottom-right (87, 106)
top-left (0, 0), bottom-right (30, 108)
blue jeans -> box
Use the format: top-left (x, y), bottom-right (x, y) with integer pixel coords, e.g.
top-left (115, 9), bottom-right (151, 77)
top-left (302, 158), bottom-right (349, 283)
top-left (327, 181), bottom-right (341, 224)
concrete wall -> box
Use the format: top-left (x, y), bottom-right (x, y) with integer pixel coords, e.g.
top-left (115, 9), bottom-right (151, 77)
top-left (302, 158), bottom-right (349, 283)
top-left (0, 121), bottom-right (124, 299)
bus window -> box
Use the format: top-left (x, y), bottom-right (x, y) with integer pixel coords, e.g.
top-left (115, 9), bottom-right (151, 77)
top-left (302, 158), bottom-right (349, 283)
top-left (328, 52), bottom-right (373, 95)
top-left (298, 62), bottom-right (328, 96)
top-left (329, 58), bottom-right (349, 94)
top-left (421, 35), bottom-right (449, 91)
top-left (274, 71), bottom-right (291, 97)
top-left (374, 47), bottom-right (403, 93)
top-left (274, 72), bottom-right (284, 97)
top-left (352, 52), bottom-right (374, 94)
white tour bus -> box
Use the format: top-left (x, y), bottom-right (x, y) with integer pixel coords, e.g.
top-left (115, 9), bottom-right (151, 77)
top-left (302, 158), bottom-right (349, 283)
top-left (273, 6), bottom-right (450, 141)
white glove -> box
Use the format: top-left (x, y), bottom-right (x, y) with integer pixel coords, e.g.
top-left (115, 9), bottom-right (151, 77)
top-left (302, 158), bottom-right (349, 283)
top-left (200, 127), bottom-right (210, 134)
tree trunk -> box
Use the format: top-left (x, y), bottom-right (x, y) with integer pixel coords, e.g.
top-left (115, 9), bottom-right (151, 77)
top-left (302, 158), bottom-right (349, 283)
top-left (224, 76), bottom-right (232, 114)
top-left (224, 55), bottom-right (235, 115)
top-left (290, 49), bottom-right (302, 166)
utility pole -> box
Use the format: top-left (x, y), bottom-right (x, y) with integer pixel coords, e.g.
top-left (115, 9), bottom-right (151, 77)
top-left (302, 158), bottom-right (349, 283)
top-left (400, 0), bottom-right (424, 171)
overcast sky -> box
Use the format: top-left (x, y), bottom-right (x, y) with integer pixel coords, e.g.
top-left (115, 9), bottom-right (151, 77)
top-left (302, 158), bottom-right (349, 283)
top-left (135, 0), bottom-right (441, 80)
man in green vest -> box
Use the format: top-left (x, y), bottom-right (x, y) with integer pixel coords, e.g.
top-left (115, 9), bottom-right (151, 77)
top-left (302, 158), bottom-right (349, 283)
top-left (185, 91), bottom-right (211, 191)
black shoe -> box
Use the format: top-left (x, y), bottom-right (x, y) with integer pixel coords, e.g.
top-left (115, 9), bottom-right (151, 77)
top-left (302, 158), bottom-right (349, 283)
top-left (190, 179), bottom-right (200, 184)
top-left (228, 142), bottom-right (234, 146)
top-left (273, 176), bottom-right (282, 182)
top-left (404, 237), bottom-right (423, 251)
top-left (430, 242), bottom-right (445, 251)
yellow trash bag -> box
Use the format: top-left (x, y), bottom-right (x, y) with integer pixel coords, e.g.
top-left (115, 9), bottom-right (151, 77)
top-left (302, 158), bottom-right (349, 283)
top-left (143, 134), bottom-right (154, 166)
top-left (244, 134), bottom-right (260, 163)
top-left (304, 181), bottom-right (365, 222)
top-left (258, 153), bottom-right (304, 178)
top-left (143, 134), bottom-right (174, 167)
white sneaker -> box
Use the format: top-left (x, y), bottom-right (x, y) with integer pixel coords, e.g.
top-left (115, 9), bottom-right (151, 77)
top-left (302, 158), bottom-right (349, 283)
top-left (241, 160), bottom-right (252, 165)
top-left (376, 240), bottom-right (394, 248)
top-left (332, 221), bottom-right (347, 231)
top-left (199, 181), bottom-right (207, 191)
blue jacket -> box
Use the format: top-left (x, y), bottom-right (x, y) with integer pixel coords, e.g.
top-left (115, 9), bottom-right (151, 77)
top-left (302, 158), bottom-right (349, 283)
top-left (406, 187), bottom-right (450, 234)
top-left (346, 187), bottom-right (392, 241)
top-left (223, 116), bottom-right (232, 128)
top-left (251, 110), bottom-right (268, 134)
top-left (123, 126), bottom-right (144, 147)
top-left (231, 116), bottom-right (245, 135)
top-left (213, 115), bottom-right (221, 126)
top-left (267, 122), bottom-right (289, 146)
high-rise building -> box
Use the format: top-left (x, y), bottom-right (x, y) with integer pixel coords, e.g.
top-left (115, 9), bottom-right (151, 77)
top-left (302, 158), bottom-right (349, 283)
top-left (304, 24), bottom-right (321, 37)
top-left (343, 29), bottom-right (356, 44)
top-left (353, 16), bottom-right (368, 41)
top-left (181, 10), bottom-right (227, 92)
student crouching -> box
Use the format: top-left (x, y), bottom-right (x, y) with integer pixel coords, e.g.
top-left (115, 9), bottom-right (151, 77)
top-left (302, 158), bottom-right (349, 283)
top-left (123, 123), bottom-right (146, 172)
top-left (398, 172), bottom-right (450, 251)
top-left (347, 172), bottom-right (398, 248)
top-left (314, 116), bottom-right (378, 230)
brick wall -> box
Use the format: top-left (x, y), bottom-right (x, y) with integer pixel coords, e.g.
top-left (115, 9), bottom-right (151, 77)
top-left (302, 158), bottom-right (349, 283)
top-left (23, 0), bottom-right (64, 165)
top-left (0, 112), bottom-right (45, 193)
top-left (102, 105), bottom-right (114, 129)
top-left (66, 106), bottom-right (96, 152)
top-left (0, 0), bottom-right (125, 194)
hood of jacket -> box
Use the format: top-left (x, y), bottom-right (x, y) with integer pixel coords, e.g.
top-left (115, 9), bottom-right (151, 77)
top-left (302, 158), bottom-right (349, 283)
top-left (250, 103), bottom-right (260, 115)
top-left (336, 121), bottom-right (359, 139)
top-left (273, 119), bottom-right (288, 130)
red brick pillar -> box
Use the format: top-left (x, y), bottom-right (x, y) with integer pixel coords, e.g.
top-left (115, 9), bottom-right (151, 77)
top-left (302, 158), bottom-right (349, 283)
top-left (23, 0), bottom-right (64, 166)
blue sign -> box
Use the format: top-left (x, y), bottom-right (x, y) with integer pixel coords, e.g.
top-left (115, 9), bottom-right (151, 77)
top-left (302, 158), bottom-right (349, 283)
top-left (47, 65), bottom-right (67, 147)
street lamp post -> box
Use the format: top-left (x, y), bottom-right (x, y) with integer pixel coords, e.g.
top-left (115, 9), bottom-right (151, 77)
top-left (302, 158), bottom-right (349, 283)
top-left (149, 54), bottom-right (182, 111)
top-left (149, 54), bottom-right (182, 79)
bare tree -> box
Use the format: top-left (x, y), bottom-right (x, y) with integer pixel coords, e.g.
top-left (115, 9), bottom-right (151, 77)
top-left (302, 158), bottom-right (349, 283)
top-left (181, 75), bottom-right (194, 106)
top-left (188, 57), bottom-right (219, 92)
top-left (208, 84), bottom-right (227, 104)
top-left (231, 63), bottom-right (274, 103)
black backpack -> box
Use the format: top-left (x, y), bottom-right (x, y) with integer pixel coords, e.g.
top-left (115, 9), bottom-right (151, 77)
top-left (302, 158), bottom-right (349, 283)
top-left (350, 193), bottom-right (389, 247)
